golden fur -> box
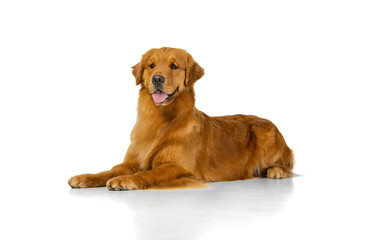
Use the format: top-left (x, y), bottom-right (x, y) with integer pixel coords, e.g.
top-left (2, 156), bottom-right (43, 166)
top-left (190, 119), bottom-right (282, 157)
top-left (68, 47), bottom-right (294, 190)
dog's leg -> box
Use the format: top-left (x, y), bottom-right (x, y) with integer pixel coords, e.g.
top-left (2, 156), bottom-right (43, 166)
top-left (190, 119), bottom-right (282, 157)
top-left (106, 163), bottom-right (206, 190)
top-left (68, 146), bottom-right (139, 188)
top-left (252, 119), bottom-right (294, 179)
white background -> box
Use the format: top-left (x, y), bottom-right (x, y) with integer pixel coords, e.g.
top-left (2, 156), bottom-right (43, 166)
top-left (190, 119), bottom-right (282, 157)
top-left (1, 0), bottom-right (387, 239)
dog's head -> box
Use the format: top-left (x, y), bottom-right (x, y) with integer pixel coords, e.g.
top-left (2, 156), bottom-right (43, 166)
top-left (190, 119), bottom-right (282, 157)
top-left (132, 47), bottom-right (204, 106)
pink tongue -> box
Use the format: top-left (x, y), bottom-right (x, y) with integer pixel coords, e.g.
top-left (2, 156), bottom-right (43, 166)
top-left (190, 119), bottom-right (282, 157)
top-left (152, 91), bottom-right (168, 103)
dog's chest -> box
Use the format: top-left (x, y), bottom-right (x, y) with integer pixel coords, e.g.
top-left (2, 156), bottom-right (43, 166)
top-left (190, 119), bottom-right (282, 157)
top-left (130, 118), bottom-right (199, 170)
top-left (130, 123), bottom-right (163, 169)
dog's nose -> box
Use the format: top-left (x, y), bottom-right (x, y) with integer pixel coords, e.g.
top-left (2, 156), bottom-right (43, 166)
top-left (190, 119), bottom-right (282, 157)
top-left (152, 75), bottom-right (165, 87)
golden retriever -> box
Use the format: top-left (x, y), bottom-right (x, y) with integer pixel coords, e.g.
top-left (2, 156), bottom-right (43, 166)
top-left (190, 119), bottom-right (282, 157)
top-left (68, 47), bottom-right (294, 190)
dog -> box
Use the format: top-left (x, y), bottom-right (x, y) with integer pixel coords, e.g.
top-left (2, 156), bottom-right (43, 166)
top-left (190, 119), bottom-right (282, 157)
top-left (68, 47), bottom-right (294, 190)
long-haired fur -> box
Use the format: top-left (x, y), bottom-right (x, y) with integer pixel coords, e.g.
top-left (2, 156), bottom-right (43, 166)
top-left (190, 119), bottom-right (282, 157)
top-left (68, 47), bottom-right (294, 190)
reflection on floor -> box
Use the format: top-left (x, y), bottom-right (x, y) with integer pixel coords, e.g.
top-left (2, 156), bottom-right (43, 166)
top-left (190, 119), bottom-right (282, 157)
top-left (69, 178), bottom-right (294, 240)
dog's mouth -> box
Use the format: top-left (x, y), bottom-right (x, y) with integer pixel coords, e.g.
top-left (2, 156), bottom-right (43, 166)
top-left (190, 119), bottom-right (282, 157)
top-left (152, 88), bottom-right (178, 104)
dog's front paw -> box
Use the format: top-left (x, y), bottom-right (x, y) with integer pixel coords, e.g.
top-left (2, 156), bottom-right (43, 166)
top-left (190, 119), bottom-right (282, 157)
top-left (68, 174), bottom-right (106, 188)
top-left (106, 176), bottom-right (139, 191)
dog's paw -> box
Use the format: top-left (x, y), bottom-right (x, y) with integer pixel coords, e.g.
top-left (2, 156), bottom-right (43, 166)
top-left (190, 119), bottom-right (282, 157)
top-left (266, 167), bottom-right (293, 179)
top-left (68, 174), bottom-right (105, 188)
top-left (106, 176), bottom-right (139, 191)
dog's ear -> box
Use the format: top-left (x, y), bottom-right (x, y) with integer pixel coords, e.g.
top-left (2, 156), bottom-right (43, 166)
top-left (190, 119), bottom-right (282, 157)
top-left (131, 62), bottom-right (143, 86)
top-left (185, 53), bottom-right (204, 87)
top-left (132, 49), bottom-right (156, 86)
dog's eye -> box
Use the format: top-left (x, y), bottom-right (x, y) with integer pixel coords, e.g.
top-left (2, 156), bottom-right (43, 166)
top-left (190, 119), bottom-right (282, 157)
top-left (171, 63), bottom-right (178, 69)
top-left (150, 64), bottom-right (154, 69)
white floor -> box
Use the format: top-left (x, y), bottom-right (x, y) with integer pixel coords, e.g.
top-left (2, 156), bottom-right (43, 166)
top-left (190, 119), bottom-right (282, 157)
top-left (2, 173), bottom-right (386, 240)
